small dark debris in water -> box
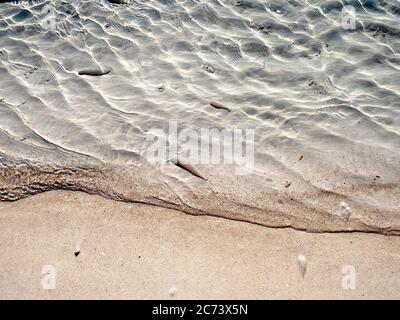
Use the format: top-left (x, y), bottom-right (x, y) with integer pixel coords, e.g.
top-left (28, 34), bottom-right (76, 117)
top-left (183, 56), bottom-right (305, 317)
top-left (252, 23), bottom-right (272, 34)
top-left (285, 182), bottom-right (292, 188)
top-left (308, 80), bottom-right (317, 86)
top-left (78, 68), bottom-right (112, 76)
top-left (202, 64), bottom-right (215, 74)
top-left (298, 155), bottom-right (304, 161)
top-left (106, 0), bottom-right (127, 4)
top-left (175, 159), bottom-right (207, 181)
top-left (74, 250), bottom-right (80, 257)
top-left (210, 101), bottom-right (231, 112)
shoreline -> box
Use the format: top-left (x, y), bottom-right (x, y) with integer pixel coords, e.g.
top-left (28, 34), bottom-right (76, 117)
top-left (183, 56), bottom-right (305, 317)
top-left (1, 161), bottom-right (400, 235)
top-left (0, 190), bottom-right (399, 299)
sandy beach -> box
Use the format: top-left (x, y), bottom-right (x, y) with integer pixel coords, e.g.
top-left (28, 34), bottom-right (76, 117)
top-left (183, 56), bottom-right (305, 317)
top-left (0, 190), bottom-right (399, 299)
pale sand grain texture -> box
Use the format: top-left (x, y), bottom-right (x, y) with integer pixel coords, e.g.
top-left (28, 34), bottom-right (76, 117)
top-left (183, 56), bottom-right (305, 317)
top-left (0, 191), bottom-right (399, 299)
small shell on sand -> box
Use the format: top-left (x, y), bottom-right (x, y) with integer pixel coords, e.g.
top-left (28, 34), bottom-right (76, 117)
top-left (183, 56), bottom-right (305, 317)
top-left (340, 201), bottom-right (352, 219)
top-left (168, 287), bottom-right (177, 296)
top-left (298, 254), bottom-right (307, 278)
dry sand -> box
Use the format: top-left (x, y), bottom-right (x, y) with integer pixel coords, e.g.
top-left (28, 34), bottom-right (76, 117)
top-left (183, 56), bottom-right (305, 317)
top-left (0, 190), bottom-right (399, 300)
top-left (1, 0), bottom-right (400, 236)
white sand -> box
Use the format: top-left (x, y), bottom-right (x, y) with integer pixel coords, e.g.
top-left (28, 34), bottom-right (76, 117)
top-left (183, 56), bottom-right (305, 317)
top-left (0, 191), bottom-right (399, 299)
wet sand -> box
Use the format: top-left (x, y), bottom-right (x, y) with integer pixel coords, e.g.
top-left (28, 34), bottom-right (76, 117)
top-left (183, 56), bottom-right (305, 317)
top-left (0, 190), bottom-right (399, 299)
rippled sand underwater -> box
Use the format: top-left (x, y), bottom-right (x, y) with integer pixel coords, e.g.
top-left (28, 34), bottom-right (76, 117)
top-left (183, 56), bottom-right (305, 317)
top-left (0, 0), bottom-right (399, 233)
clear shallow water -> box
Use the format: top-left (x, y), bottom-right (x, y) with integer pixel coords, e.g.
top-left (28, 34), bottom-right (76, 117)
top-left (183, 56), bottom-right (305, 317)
top-left (0, 0), bottom-right (399, 233)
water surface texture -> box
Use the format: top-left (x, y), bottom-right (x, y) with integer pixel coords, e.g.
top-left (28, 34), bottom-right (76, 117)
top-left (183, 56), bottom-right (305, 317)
top-left (0, 0), bottom-right (400, 233)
